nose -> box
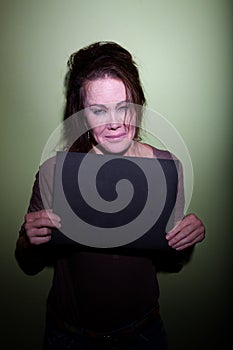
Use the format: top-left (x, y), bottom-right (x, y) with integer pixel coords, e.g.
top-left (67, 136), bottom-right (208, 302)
top-left (107, 110), bottom-right (123, 129)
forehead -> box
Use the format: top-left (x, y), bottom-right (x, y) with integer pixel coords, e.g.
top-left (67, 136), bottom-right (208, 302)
top-left (84, 78), bottom-right (126, 106)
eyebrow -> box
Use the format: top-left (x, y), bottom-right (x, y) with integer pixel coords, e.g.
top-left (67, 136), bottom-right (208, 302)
top-left (88, 100), bottom-right (128, 108)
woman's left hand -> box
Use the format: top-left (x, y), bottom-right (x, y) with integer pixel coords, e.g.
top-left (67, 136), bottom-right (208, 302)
top-left (166, 214), bottom-right (205, 250)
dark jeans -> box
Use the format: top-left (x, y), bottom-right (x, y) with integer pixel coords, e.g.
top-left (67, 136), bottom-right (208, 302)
top-left (44, 316), bottom-right (168, 350)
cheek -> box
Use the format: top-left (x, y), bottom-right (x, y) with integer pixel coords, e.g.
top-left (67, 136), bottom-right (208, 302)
top-left (85, 114), bottom-right (94, 128)
top-left (85, 115), bottom-right (99, 135)
top-left (129, 125), bottom-right (136, 137)
top-left (126, 112), bottom-right (136, 129)
top-left (91, 126), bottom-right (104, 141)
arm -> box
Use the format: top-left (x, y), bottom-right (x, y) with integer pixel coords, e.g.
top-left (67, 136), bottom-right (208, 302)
top-left (152, 150), bottom-right (205, 271)
top-left (153, 213), bottom-right (205, 273)
top-left (15, 168), bottom-right (60, 275)
top-left (165, 160), bottom-right (205, 257)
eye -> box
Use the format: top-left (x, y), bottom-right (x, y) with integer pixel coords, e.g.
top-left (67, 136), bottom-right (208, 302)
top-left (118, 105), bottom-right (129, 113)
top-left (92, 109), bottom-right (106, 116)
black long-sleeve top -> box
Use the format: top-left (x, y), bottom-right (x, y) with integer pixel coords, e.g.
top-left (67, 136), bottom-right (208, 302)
top-left (15, 147), bottom-right (193, 331)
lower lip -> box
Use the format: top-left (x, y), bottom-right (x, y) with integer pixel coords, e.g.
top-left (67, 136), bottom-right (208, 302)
top-left (105, 134), bottom-right (127, 142)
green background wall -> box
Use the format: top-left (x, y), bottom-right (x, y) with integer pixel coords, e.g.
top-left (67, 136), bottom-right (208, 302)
top-left (1, 0), bottom-right (232, 349)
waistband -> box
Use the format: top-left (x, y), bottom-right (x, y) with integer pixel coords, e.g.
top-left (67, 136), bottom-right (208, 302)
top-left (56, 306), bottom-right (160, 340)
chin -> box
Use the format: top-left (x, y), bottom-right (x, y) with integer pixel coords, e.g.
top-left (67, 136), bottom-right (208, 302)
top-left (98, 140), bottom-right (133, 155)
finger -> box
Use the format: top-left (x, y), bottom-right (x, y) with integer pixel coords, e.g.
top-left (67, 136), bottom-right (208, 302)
top-left (25, 217), bottom-right (61, 230)
top-left (27, 227), bottom-right (52, 245)
top-left (27, 227), bottom-right (52, 238)
top-left (174, 232), bottom-right (205, 250)
top-left (26, 210), bottom-right (61, 223)
top-left (26, 210), bottom-right (48, 222)
top-left (166, 220), bottom-right (183, 238)
top-left (170, 220), bottom-right (205, 247)
top-left (167, 224), bottom-right (195, 246)
top-left (166, 214), bottom-right (200, 239)
top-left (29, 234), bottom-right (52, 245)
top-left (166, 217), bottom-right (193, 238)
top-left (170, 230), bottom-right (205, 250)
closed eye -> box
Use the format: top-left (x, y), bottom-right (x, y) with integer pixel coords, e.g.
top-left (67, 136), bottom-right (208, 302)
top-left (118, 104), bottom-right (130, 112)
top-left (91, 109), bottom-right (106, 116)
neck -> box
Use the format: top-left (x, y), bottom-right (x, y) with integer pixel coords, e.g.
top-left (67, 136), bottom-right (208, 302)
top-left (91, 141), bottom-right (153, 158)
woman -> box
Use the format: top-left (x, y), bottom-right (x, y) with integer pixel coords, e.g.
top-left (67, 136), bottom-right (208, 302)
top-left (15, 42), bottom-right (205, 350)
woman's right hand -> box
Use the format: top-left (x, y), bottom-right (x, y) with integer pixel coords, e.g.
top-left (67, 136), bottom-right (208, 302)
top-left (24, 209), bottom-right (61, 245)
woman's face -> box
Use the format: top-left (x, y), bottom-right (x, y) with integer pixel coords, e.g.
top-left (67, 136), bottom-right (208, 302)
top-left (84, 77), bottom-right (136, 155)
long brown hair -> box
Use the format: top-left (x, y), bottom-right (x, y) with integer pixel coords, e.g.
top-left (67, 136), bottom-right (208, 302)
top-left (63, 41), bottom-right (146, 152)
